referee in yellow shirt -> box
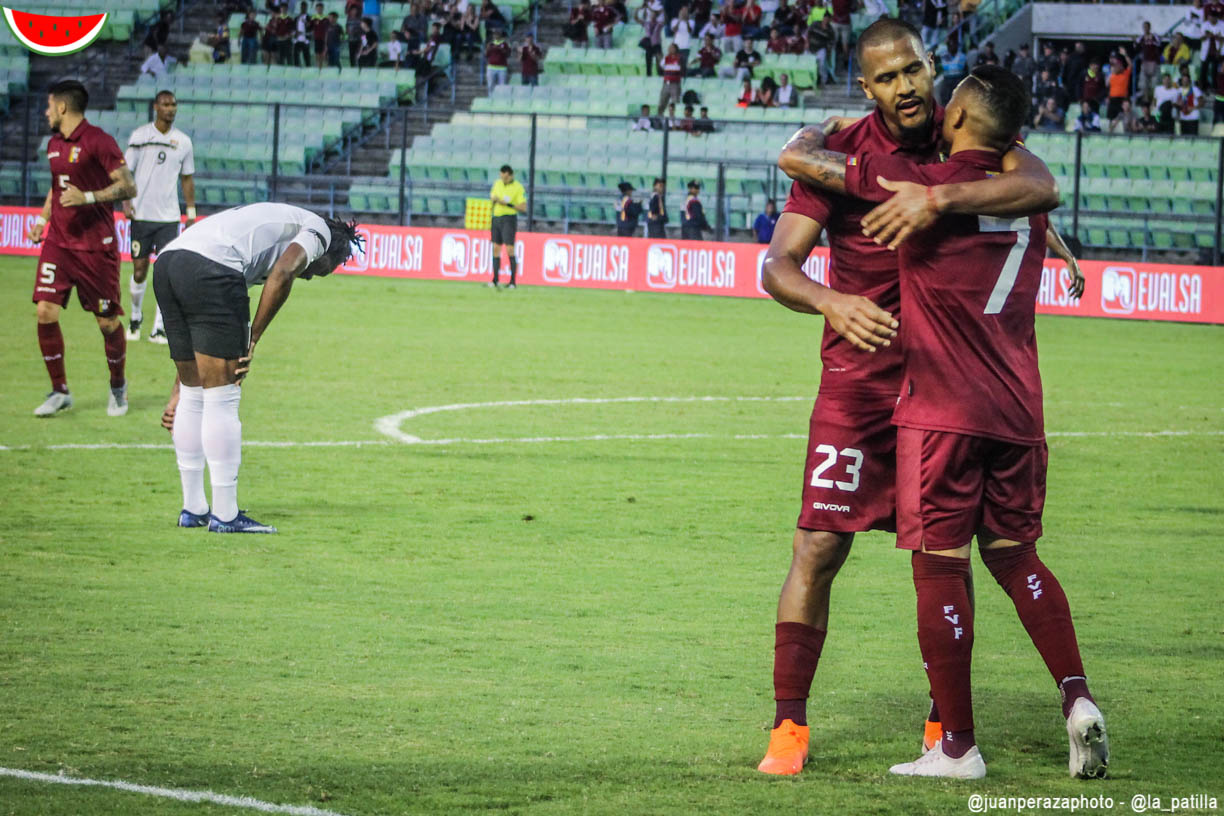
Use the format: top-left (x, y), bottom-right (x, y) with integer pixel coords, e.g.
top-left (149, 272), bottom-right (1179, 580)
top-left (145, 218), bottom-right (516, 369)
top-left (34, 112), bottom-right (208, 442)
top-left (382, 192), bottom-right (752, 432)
top-left (489, 164), bottom-right (527, 288)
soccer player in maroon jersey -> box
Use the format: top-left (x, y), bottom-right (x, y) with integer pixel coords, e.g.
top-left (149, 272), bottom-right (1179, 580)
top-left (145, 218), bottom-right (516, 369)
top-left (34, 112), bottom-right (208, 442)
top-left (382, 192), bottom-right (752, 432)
top-left (755, 18), bottom-right (1063, 776)
top-left (26, 80), bottom-right (138, 418)
top-left (774, 63), bottom-right (1107, 780)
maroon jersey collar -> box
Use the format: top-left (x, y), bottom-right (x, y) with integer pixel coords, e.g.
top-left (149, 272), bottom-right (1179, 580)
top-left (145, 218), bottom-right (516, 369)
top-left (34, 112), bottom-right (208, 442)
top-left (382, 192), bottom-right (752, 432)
top-left (944, 148), bottom-right (1004, 171)
top-left (59, 119), bottom-right (90, 142)
top-left (864, 104), bottom-right (944, 155)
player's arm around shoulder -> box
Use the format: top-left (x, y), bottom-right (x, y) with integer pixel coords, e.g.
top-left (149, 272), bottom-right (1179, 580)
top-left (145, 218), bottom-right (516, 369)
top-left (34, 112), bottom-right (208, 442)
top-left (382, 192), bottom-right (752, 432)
top-left (777, 118), bottom-right (850, 193)
top-left (762, 211), bottom-right (897, 353)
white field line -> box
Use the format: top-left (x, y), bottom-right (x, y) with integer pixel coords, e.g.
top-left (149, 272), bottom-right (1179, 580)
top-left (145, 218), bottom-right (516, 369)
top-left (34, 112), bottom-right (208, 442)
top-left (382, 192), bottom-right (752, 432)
top-left (1, 394), bottom-right (1222, 451)
top-left (0, 766), bottom-right (351, 816)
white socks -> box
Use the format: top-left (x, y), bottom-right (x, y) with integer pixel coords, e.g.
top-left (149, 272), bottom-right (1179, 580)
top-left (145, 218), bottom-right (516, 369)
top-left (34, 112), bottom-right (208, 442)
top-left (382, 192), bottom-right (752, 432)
top-left (129, 277), bottom-right (147, 321)
top-left (201, 384), bottom-right (242, 523)
top-left (172, 385), bottom-right (209, 515)
top-left (151, 305), bottom-right (164, 334)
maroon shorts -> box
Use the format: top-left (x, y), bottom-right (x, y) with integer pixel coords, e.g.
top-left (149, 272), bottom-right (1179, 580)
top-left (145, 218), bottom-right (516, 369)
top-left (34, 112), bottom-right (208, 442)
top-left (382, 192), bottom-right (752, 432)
top-left (896, 426), bottom-right (1047, 552)
top-left (795, 391), bottom-right (897, 533)
top-left (31, 242), bottom-right (123, 318)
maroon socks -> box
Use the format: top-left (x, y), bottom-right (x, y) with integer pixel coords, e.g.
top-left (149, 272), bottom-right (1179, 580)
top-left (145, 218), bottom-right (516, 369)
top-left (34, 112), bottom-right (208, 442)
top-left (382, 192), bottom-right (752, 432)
top-left (912, 552), bottom-right (975, 754)
top-left (980, 543), bottom-right (1093, 717)
top-left (102, 325), bottom-right (126, 388)
top-left (772, 621), bottom-right (827, 727)
top-left (37, 322), bottom-right (68, 393)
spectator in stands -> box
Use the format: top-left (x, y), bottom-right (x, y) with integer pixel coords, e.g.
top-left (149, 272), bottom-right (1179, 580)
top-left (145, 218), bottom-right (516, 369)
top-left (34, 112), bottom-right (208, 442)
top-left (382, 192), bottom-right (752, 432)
top-left (828, 0), bottom-right (852, 65)
top-left (1032, 96), bottom-right (1065, 131)
top-left (518, 34), bottom-right (543, 85)
top-left (310, 2), bottom-right (329, 67)
top-left (766, 26), bottom-right (789, 55)
top-left (658, 43), bottom-right (685, 111)
top-left (345, 6), bottom-right (364, 66)
top-left (1201, 8), bottom-right (1223, 91)
top-left (1079, 59), bottom-right (1105, 106)
top-left (1177, 75), bottom-right (1201, 134)
top-left (1037, 41), bottom-right (1058, 78)
top-left (1064, 40), bottom-right (1088, 92)
top-left (210, 13), bottom-right (232, 63)
top-left (1153, 73), bottom-right (1180, 132)
top-left (697, 12), bottom-right (723, 46)
top-left (239, 11), bottom-right (261, 64)
top-left (1134, 21), bottom-right (1162, 101)
top-left (736, 77), bottom-right (753, 105)
top-left (1034, 68), bottom-right (1066, 112)
top-left (1163, 32), bottom-right (1192, 68)
top-left (292, 2), bottom-right (311, 66)
top-left (616, 182), bottom-right (643, 236)
top-left (647, 177), bottom-right (668, 237)
top-left (402, 1), bottom-right (429, 48)
top-left (920, 0), bottom-right (945, 51)
top-left (936, 36), bottom-right (966, 105)
top-left (742, 0), bottom-right (764, 39)
top-left (1183, 0), bottom-right (1206, 42)
top-left (773, 0), bottom-right (798, 34)
top-left (808, 16), bottom-right (835, 84)
top-left (694, 33), bottom-right (722, 76)
top-left (1011, 42), bottom-right (1035, 99)
top-left (1073, 100), bottom-right (1102, 133)
top-left (639, 6), bottom-right (665, 76)
top-left (141, 43), bottom-right (176, 81)
top-left (776, 72), bottom-right (795, 106)
top-left (672, 6), bottom-right (695, 66)
top-left (753, 199), bottom-right (778, 243)
top-left (1134, 101), bottom-right (1158, 132)
top-left (692, 0), bottom-right (713, 28)
top-left (592, 0), bottom-right (620, 48)
top-left (275, 4), bottom-right (295, 65)
top-left (695, 105), bottom-right (716, 131)
top-left (484, 29), bottom-right (509, 87)
top-left (410, 23), bottom-right (443, 72)
top-left (1106, 50), bottom-right (1131, 120)
top-left (481, 0), bottom-right (508, 31)
top-left (679, 103), bottom-right (698, 131)
top-left (753, 74), bottom-right (778, 106)
top-left (1107, 98), bottom-right (1136, 133)
top-left (363, 0), bottom-right (382, 33)
top-left (681, 180), bottom-right (711, 239)
top-left (722, 0), bottom-right (746, 55)
top-left (326, 12), bottom-right (342, 66)
top-left (631, 103), bottom-right (654, 130)
top-left (974, 40), bottom-right (998, 67)
top-left (566, 0), bottom-right (591, 46)
top-left (387, 30), bottom-right (407, 66)
top-left (665, 101), bottom-right (682, 128)
top-left (262, 9), bottom-right (280, 64)
top-left (144, 10), bottom-right (172, 57)
top-left (457, 5), bottom-right (482, 60)
top-left (358, 17), bottom-right (379, 66)
top-left (722, 36), bottom-right (761, 81)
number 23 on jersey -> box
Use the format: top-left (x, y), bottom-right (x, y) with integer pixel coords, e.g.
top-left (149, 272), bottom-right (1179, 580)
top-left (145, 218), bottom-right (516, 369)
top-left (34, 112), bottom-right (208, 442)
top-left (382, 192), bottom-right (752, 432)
top-left (810, 445), bottom-right (863, 492)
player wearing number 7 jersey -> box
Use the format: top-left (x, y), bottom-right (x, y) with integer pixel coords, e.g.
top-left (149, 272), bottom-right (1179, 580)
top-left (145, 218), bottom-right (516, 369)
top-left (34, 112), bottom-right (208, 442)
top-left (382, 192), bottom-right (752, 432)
top-left (777, 63), bottom-right (1107, 780)
top-left (27, 80), bottom-right (137, 418)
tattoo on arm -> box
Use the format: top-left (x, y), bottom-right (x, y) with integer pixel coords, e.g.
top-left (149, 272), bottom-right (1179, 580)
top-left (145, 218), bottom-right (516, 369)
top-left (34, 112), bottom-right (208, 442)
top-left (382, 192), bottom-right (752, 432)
top-left (96, 167), bottom-right (137, 203)
top-left (779, 125), bottom-right (847, 192)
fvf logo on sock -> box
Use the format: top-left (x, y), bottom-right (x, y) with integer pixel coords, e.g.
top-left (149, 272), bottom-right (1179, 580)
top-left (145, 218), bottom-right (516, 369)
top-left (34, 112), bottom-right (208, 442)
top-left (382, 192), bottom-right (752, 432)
top-left (1026, 573), bottom-right (1043, 600)
top-left (943, 604), bottom-right (964, 640)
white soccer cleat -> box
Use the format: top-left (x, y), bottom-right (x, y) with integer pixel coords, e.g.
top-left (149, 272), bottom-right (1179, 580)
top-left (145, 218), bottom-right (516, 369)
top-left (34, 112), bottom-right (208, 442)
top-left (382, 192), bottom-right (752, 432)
top-left (148, 328), bottom-right (168, 344)
top-left (889, 742), bottom-right (986, 780)
top-left (107, 384), bottom-right (129, 417)
top-left (1066, 698), bottom-right (1109, 779)
top-left (34, 391), bottom-right (73, 417)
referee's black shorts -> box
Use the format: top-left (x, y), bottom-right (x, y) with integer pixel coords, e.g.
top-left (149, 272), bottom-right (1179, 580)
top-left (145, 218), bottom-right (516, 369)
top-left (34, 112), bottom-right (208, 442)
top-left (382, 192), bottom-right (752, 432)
top-left (490, 214), bottom-right (517, 246)
top-left (153, 250), bottom-right (250, 362)
top-left (130, 220), bottom-right (180, 260)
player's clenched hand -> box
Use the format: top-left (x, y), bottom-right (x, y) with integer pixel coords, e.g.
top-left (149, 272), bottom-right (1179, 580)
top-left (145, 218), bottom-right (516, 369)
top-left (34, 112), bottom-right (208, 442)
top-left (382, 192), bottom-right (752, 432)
top-left (161, 404), bottom-right (176, 432)
top-left (59, 183), bottom-right (88, 208)
top-left (861, 178), bottom-right (939, 250)
top-left (1066, 257), bottom-right (1085, 299)
top-left (819, 291), bottom-right (898, 353)
top-left (26, 218), bottom-right (45, 244)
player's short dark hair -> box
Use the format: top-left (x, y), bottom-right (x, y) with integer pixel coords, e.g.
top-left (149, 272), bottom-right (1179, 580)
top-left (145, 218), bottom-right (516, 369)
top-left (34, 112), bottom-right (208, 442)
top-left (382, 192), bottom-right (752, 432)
top-left (154, 89), bottom-right (176, 104)
top-left (500, 164), bottom-right (513, 174)
top-left (855, 17), bottom-right (923, 63)
top-left (961, 64), bottom-right (1031, 149)
top-left (48, 79), bottom-right (89, 113)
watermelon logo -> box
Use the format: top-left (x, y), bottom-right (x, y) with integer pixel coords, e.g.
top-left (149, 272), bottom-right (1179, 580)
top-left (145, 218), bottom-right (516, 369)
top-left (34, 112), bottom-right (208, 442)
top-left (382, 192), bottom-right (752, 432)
top-left (2, 8), bottom-right (108, 56)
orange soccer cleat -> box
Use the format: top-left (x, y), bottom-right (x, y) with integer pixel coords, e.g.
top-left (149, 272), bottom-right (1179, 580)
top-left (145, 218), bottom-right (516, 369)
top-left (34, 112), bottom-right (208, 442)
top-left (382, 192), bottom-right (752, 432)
top-left (923, 719), bottom-right (943, 753)
top-left (757, 719), bottom-right (810, 775)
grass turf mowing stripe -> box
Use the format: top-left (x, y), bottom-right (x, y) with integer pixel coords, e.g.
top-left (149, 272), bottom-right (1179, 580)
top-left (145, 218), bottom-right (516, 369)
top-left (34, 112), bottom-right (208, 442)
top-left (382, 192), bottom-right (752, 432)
top-left (0, 767), bottom-right (351, 816)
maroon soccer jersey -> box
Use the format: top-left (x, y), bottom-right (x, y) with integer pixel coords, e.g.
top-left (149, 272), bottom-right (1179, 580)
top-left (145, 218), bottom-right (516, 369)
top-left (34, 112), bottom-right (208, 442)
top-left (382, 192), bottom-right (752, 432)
top-left (782, 107), bottom-right (943, 396)
top-left (46, 120), bottom-right (126, 251)
top-left (590, 5), bottom-right (617, 33)
top-left (845, 149), bottom-right (1049, 445)
top-left (486, 40), bottom-right (510, 66)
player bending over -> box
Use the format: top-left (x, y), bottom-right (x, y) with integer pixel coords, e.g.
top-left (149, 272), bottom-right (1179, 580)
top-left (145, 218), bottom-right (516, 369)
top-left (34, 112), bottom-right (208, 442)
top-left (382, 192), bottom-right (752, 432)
top-left (123, 90), bottom-right (197, 342)
top-left (28, 80), bottom-right (137, 417)
top-left (155, 203), bottom-right (360, 533)
top-left (776, 63), bottom-right (1107, 780)
top-left (756, 17), bottom-right (1063, 776)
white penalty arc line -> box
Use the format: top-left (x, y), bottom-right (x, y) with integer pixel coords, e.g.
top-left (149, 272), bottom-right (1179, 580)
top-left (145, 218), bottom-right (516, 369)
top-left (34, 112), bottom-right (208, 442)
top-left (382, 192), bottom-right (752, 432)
top-left (0, 767), bottom-right (352, 816)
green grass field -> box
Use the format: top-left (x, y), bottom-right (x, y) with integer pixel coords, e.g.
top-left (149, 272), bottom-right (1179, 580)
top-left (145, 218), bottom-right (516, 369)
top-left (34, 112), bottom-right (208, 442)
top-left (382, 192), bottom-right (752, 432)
top-left (1, 256), bottom-right (1222, 816)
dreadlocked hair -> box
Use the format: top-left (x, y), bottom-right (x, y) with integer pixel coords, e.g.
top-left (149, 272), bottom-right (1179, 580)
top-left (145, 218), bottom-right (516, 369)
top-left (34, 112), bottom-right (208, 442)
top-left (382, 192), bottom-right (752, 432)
top-left (323, 216), bottom-right (363, 263)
